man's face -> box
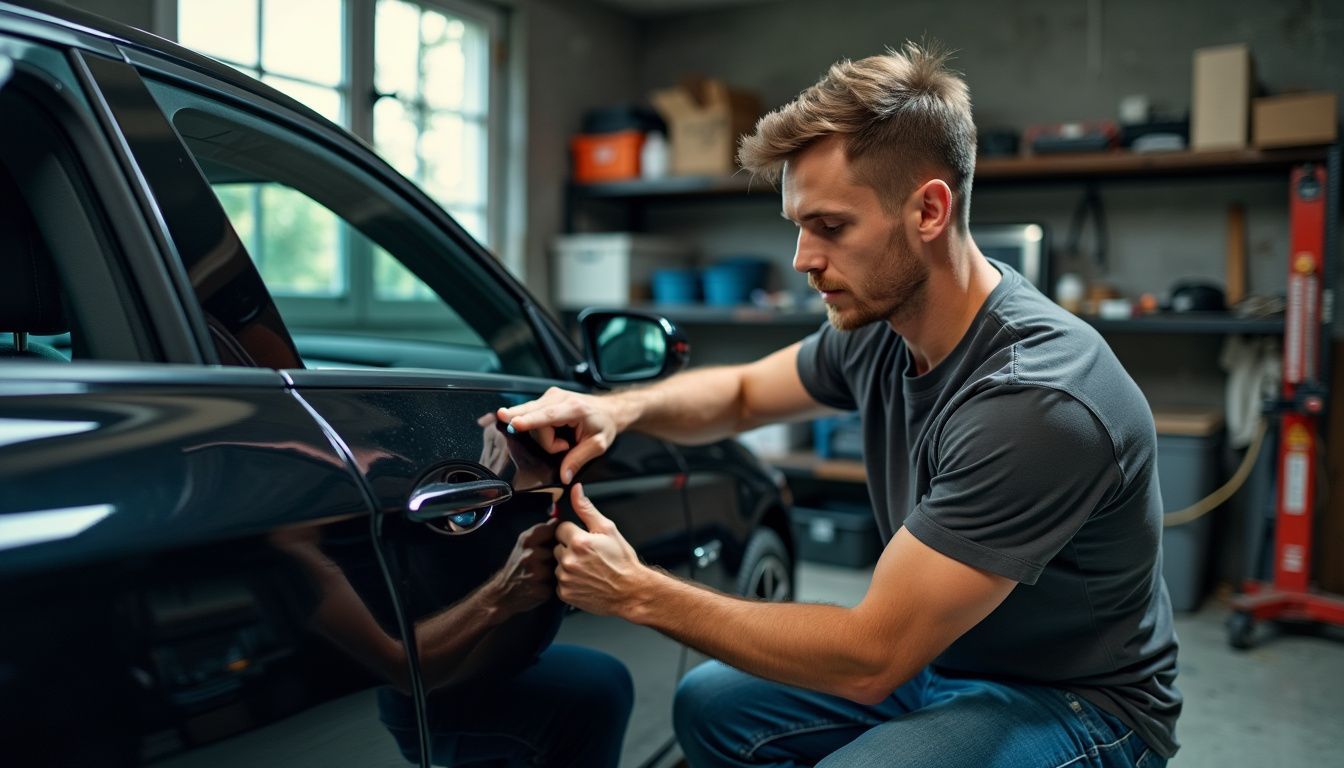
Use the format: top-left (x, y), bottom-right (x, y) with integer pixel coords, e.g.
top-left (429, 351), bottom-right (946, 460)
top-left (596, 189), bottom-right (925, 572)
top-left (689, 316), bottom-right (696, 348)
top-left (781, 137), bottom-right (928, 331)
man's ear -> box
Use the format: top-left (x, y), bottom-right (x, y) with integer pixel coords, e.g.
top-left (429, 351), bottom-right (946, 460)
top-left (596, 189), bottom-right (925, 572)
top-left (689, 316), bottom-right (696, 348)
top-left (912, 178), bottom-right (954, 243)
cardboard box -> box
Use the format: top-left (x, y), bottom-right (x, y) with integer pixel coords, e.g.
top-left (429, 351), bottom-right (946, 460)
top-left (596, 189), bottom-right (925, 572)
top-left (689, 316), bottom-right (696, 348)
top-left (1191, 44), bottom-right (1252, 151)
top-left (651, 78), bottom-right (761, 177)
top-left (1253, 92), bottom-right (1338, 148)
top-left (553, 233), bottom-right (692, 309)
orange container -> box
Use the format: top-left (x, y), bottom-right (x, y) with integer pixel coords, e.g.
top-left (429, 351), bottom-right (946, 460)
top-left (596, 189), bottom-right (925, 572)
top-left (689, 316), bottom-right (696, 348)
top-left (571, 130), bottom-right (644, 183)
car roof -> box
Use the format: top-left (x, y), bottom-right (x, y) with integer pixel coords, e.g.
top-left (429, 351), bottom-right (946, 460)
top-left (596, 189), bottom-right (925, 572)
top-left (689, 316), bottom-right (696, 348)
top-left (0, 0), bottom-right (329, 127)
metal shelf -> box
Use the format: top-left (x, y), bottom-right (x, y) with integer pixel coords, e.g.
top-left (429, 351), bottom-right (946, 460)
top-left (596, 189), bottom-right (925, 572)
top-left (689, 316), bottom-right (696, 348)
top-left (605, 305), bottom-right (1283, 335)
top-left (567, 147), bottom-right (1333, 202)
top-left (627, 303), bottom-right (824, 325)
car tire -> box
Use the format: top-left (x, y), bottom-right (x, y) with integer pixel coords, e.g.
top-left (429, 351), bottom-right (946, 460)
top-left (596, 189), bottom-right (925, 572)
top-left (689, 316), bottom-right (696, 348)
top-left (736, 527), bottom-right (793, 602)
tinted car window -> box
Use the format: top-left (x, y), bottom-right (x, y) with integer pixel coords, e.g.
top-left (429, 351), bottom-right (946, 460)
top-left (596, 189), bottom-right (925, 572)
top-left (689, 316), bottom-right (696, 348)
top-left (143, 76), bottom-right (550, 378)
top-left (0, 57), bottom-right (147, 364)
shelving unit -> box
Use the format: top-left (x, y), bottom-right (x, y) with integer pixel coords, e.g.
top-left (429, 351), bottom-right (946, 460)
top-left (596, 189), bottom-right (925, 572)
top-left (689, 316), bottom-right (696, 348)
top-left (564, 147), bottom-right (1331, 341)
top-left (567, 147), bottom-right (1332, 208)
top-left (632, 303), bottom-right (1284, 335)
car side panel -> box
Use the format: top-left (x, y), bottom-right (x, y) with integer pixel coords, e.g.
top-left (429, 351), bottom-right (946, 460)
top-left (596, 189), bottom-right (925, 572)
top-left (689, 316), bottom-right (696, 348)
top-left (0, 367), bottom-right (417, 767)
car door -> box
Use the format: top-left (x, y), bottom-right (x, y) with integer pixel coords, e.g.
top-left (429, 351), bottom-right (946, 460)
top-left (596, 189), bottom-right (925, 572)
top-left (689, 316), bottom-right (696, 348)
top-left (109, 48), bottom-right (696, 767)
top-left (0, 30), bottom-right (417, 768)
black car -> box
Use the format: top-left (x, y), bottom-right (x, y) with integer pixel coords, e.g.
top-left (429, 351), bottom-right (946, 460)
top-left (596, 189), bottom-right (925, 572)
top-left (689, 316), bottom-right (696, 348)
top-left (0, 3), bottom-right (794, 766)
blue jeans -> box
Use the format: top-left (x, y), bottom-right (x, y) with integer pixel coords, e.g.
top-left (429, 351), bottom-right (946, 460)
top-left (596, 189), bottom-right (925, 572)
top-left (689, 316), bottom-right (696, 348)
top-left (674, 661), bottom-right (1165, 768)
top-left (381, 644), bottom-right (633, 767)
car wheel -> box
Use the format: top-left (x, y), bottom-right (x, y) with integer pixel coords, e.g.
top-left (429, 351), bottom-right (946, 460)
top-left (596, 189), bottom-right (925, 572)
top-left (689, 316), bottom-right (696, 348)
top-left (737, 527), bottom-right (793, 602)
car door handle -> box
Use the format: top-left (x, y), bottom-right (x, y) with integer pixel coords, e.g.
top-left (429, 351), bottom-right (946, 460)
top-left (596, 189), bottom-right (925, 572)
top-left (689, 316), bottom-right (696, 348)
top-left (406, 478), bottom-right (512, 531)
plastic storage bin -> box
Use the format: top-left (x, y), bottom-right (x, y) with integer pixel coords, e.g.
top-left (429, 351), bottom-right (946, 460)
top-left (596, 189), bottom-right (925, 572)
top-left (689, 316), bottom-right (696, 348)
top-left (553, 233), bottom-right (691, 309)
top-left (570, 130), bottom-right (644, 183)
top-left (788, 502), bottom-right (881, 567)
top-left (651, 268), bottom-right (700, 304)
top-left (702, 257), bottom-right (769, 306)
top-left (1153, 410), bottom-right (1224, 612)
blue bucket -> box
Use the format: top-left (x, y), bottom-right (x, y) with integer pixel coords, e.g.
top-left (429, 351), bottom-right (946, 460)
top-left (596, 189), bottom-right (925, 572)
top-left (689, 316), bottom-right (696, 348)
top-left (702, 257), bottom-right (769, 306)
top-left (652, 268), bottom-right (700, 304)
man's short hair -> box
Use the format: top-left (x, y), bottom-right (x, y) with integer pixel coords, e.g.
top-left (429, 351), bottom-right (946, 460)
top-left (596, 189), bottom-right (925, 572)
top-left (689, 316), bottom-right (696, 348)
top-left (737, 41), bottom-right (977, 232)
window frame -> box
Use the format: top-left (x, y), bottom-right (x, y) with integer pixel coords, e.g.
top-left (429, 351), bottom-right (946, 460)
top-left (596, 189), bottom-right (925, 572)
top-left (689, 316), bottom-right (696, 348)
top-left (163, 0), bottom-right (509, 330)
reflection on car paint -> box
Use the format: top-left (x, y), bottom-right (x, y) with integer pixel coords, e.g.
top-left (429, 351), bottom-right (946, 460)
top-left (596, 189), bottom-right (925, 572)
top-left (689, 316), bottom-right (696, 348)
top-left (0, 502), bottom-right (114, 550)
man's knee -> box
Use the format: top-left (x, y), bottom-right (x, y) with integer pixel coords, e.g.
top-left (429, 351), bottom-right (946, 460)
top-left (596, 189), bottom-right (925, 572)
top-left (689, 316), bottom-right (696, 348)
top-left (673, 660), bottom-right (755, 759)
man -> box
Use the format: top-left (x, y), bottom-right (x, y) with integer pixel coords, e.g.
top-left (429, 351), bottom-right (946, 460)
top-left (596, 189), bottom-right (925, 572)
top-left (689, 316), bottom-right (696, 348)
top-left (500, 43), bottom-right (1179, 767)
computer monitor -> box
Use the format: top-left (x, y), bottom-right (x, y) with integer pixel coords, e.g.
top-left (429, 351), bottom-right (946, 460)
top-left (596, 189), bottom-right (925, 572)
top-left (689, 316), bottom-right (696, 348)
top-left (971, 223), bottom-right (1048, 289)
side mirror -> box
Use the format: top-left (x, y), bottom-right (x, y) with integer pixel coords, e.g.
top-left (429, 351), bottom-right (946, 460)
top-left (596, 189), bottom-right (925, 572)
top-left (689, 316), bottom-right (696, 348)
top-left (577, 309), bottom-right (689, 388)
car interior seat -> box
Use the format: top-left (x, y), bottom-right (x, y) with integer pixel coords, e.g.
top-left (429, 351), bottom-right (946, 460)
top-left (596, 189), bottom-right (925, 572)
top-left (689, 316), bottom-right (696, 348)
top-left (0, 161), bottom-right (70, 361)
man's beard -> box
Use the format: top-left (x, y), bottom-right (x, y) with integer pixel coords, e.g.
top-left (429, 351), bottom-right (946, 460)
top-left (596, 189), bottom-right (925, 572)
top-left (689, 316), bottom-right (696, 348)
top-left (813, 230), bottom-right (928, 331)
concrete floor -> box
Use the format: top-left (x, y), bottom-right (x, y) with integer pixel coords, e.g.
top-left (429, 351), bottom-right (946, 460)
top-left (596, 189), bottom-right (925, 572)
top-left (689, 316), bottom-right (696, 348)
top-left (795, 562), bottom-right (1344, 767)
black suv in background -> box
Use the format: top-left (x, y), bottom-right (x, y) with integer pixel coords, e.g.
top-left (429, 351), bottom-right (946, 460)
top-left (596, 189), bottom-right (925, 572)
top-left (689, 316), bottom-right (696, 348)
top-left (0, 3), bottom-right (795, 766)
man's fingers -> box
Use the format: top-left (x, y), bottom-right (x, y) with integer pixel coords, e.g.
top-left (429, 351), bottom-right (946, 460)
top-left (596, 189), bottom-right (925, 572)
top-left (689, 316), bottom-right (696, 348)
top-left (530, 425), bottom-right (571, 455)
top-left (559, 438), bottom-right (608, 484)
top-left (555, 520), bottom-right (583, 547)
top-left (570, 483), bottom-right (614, 534)
top-left (498, 393), bottom-right (565, 428)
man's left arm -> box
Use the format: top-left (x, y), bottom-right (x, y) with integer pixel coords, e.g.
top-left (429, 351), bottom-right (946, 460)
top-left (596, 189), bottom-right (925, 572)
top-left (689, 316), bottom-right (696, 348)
top-left (554, 484), bottom-right (1015, 704)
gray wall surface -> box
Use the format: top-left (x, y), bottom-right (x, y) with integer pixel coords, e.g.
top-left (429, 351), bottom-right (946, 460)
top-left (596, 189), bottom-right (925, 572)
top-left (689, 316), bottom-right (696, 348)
top-left (515, 0), bottom-right (642, 303)
top-left (637, 0), bottom-right (1343, 127)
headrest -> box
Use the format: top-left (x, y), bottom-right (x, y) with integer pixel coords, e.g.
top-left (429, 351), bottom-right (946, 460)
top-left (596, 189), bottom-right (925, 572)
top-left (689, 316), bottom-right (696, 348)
top-left (0, 165), bottom-right (68, 335)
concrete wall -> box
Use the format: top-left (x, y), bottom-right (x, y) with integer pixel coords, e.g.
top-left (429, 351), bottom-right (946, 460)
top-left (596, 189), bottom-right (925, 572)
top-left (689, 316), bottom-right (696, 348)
top-left (638, 0), bottom-right (1342, 125)
top-left (513, 0), bottom-right (641, 304)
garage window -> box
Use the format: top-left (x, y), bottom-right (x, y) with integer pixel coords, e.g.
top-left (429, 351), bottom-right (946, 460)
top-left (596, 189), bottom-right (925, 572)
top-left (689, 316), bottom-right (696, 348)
top-left (175, 0), bottom-right (503, 308)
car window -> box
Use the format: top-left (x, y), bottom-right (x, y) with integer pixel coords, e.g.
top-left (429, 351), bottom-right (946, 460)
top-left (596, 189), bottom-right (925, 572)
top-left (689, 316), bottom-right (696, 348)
top-left (142, 76), bottom-right (550, 378)
top-left (0, 56), bottom-right (148, 364)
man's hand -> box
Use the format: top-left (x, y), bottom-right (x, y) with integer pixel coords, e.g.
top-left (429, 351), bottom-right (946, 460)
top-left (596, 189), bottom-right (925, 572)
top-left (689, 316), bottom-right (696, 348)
top-left (553, 484), bottom-right (651, 617)
top-left (498, 388), bottom-right (622, 483)
top-left (485, 518), bottom-right (560, 616)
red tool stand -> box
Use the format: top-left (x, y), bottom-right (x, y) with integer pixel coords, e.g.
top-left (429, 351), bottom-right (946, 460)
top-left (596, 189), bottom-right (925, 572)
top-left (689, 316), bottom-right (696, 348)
top-left (1228, 156), bottom-right (1344, 649)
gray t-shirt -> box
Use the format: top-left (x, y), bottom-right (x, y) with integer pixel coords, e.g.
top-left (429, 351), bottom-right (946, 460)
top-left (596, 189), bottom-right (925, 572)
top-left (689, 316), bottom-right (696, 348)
top-left (796, 261), bottom-right (1181, 757)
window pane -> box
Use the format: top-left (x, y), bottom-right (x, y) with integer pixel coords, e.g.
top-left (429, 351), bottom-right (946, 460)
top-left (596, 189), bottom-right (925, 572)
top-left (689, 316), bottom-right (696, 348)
top-left (262, 0), bottom-right (344, 86)
top-left (375, 0), bottom-right (420, 99)
top-left (179, 0), bottom-right (258, 66)
top-left (214, 184), bottom-right (255, 254)
top-left (262, 75), bottom-right (344, 125)
top-left (374, 247), bottom-right (436, 300)
top-left (373, 96), bottom-right (419, 180)
top-left (420, 15), bottom-right (466, 111)
top-left (256, 184), bottom-right (344, 297)
top-left (421, 112), bottom-right (485, 209)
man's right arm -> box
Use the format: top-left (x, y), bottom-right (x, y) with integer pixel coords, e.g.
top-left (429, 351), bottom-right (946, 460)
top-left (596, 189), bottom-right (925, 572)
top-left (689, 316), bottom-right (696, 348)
top-left (498, 342), bottom-right (832, 483)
